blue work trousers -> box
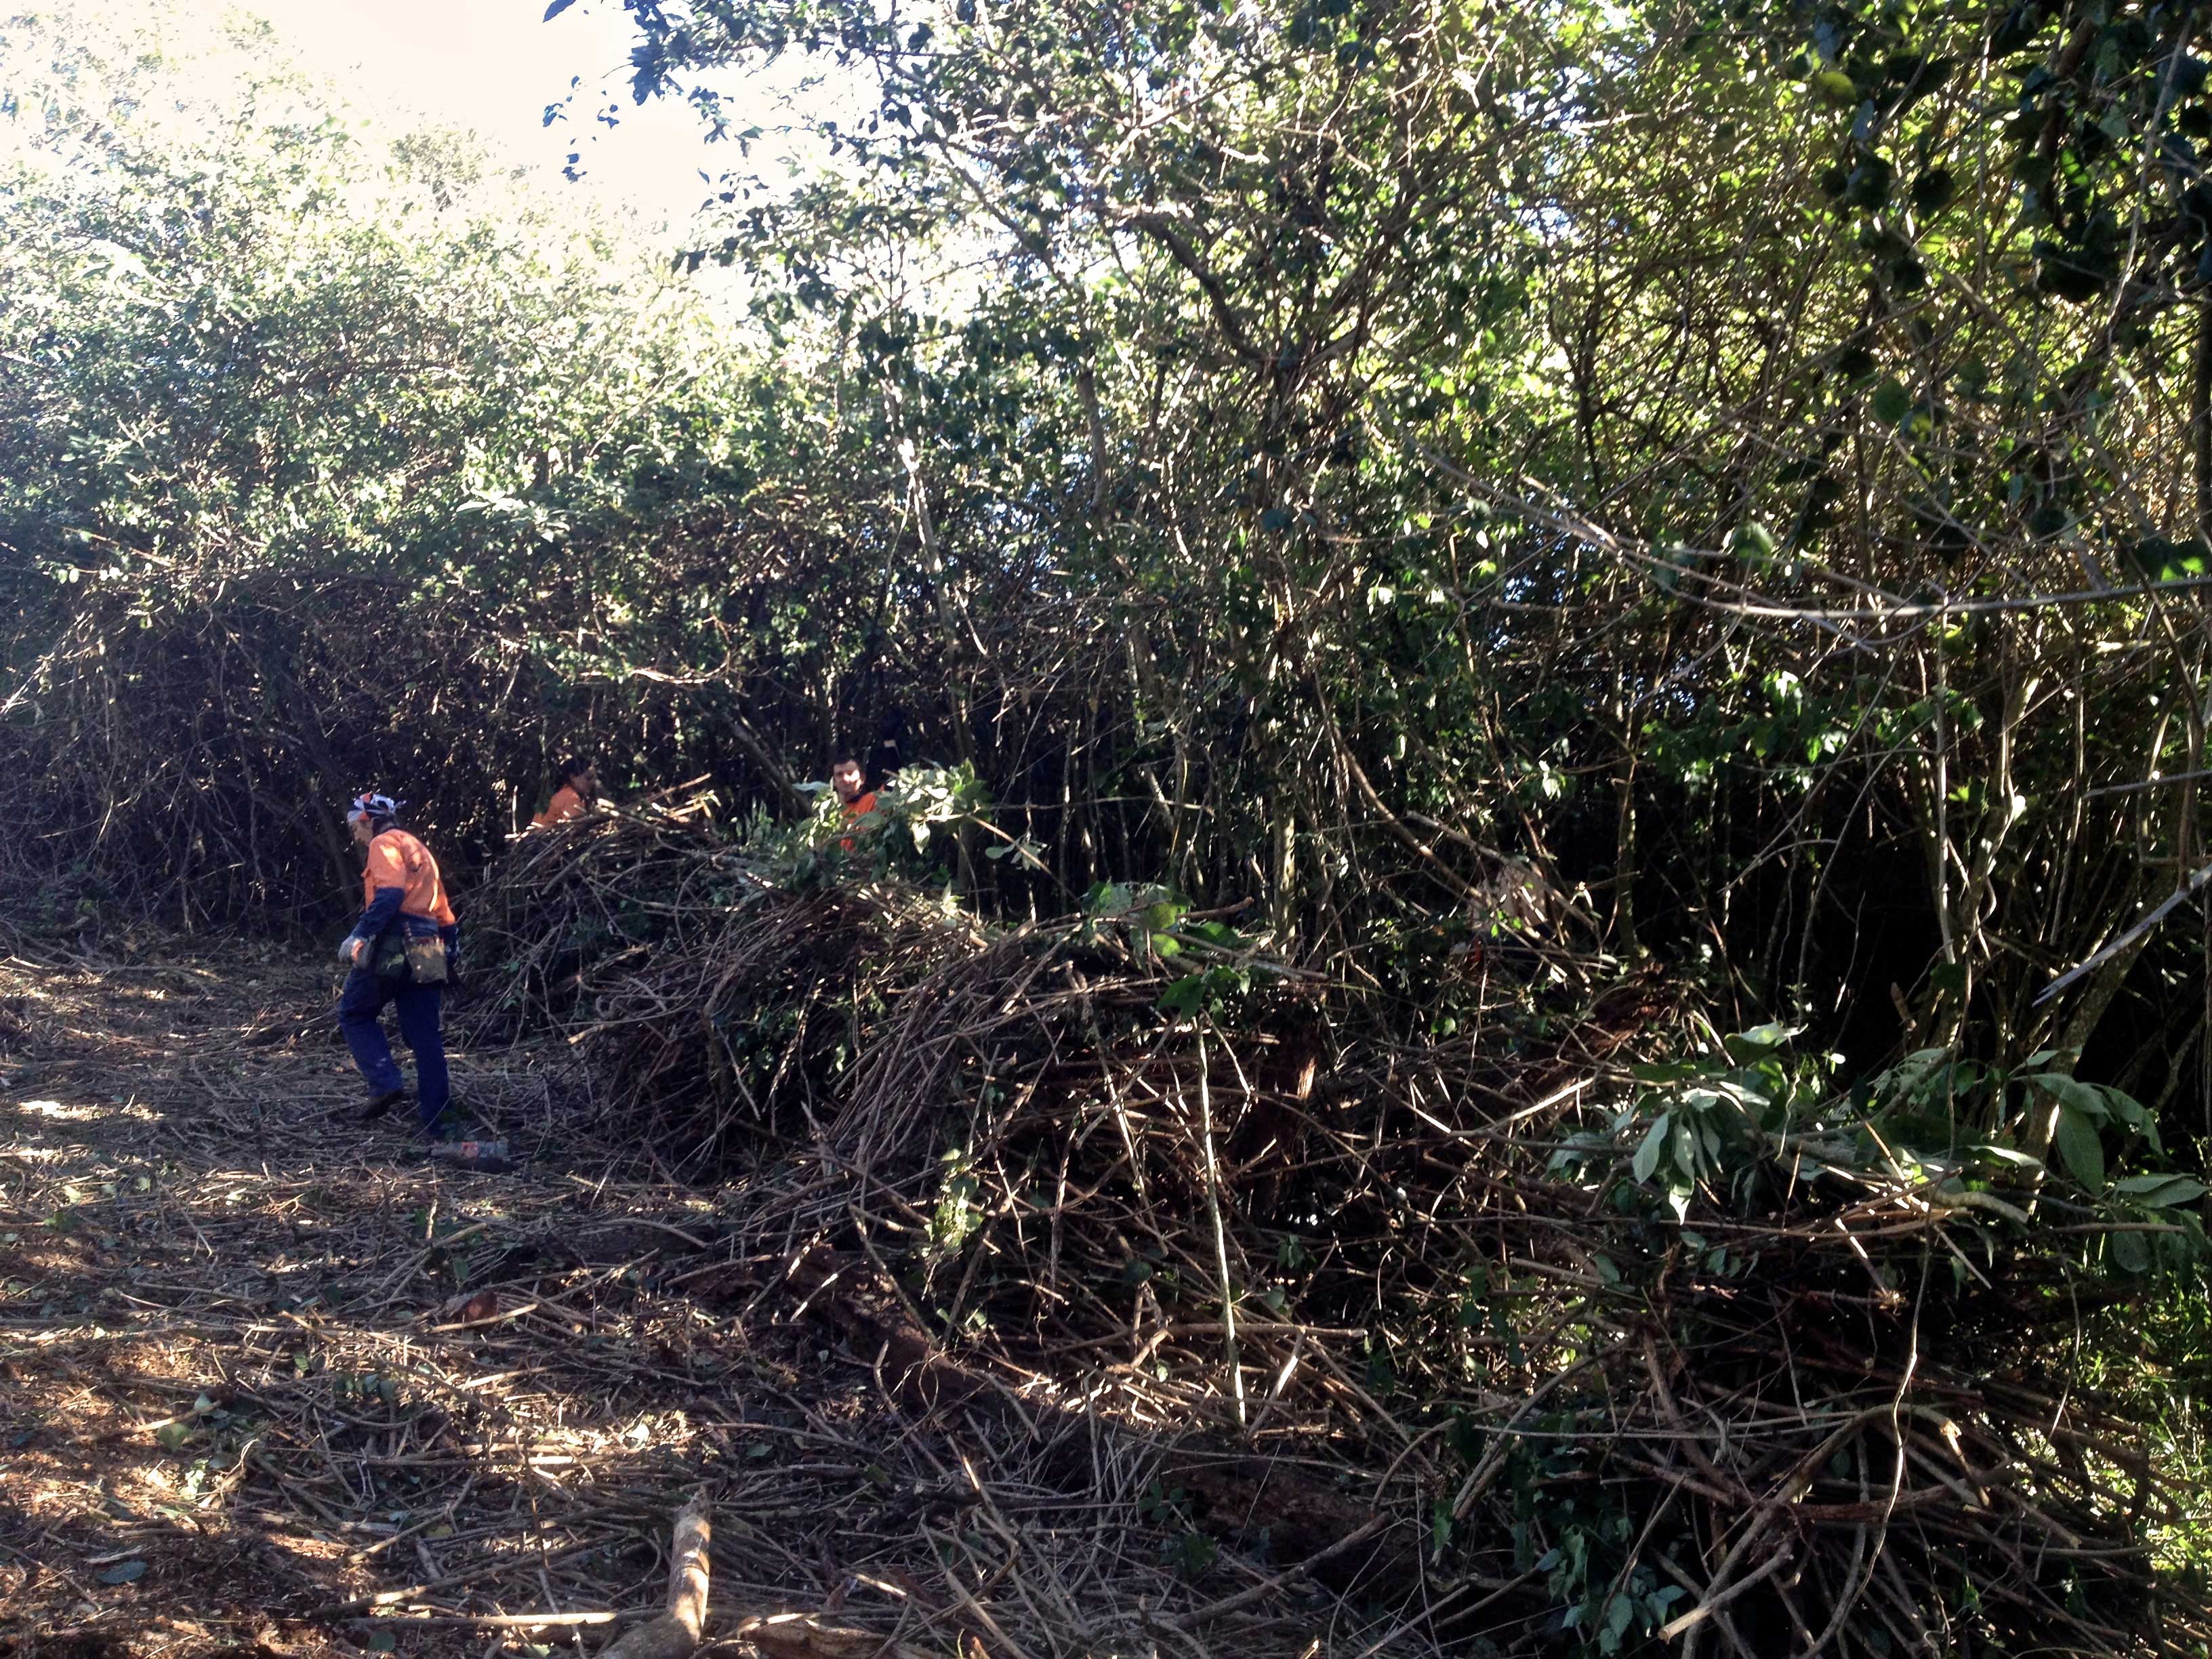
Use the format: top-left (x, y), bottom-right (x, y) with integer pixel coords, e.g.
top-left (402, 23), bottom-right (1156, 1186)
top-left (338, 966), bottom-right (448, 1126)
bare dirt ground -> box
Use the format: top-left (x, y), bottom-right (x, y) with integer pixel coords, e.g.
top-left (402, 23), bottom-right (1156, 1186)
top-left (0, 945), bottom-right (1305, 1659)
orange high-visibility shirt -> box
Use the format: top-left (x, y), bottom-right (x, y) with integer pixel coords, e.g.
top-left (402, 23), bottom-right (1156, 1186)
top-left (531, 785), bottom-right (586, 829)
top-left (363, 828), bottom-right (457, 926)
top-left (838, 791), bottom-right (880, 852)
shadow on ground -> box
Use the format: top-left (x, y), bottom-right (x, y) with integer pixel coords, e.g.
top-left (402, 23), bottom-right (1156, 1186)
top-left (0, 949), bottom-right (1376, 1659)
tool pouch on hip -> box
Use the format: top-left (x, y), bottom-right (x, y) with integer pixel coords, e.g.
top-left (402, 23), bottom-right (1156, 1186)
top-left (405, 933), bottom-right (450, 987)
top-left (371, 927), bottom-right (409, 981)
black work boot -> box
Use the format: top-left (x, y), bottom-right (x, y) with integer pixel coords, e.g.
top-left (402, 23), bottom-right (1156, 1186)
top-left (356, 1087), bottom-right (407, 1123)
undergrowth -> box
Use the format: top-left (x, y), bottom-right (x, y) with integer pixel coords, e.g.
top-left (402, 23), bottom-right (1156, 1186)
top-left (447, 799), bottom-right (2212, 1656)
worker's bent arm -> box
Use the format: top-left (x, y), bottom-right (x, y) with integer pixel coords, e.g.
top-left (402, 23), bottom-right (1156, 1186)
top-left (346, 885), bottom-right (405, 954)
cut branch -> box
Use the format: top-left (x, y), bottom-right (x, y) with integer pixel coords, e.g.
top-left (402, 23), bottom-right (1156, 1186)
top-left (599, 1496), bottom-right (711, 1659)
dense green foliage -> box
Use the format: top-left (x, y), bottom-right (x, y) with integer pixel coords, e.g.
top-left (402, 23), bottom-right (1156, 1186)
top-left (624, 0), bottom-right (2212, 1101)
top-left (0, 10), bottom-right (877, 914)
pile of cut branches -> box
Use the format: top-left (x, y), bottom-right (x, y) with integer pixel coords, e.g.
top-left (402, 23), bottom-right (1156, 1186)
top-left (512, 840), bottom-right (2209, 1656)
top-left (455, 784), bottom-right (762, 1044)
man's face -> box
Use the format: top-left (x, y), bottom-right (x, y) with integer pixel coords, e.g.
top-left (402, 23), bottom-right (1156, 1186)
top-left (348, 817), bottom-right (373, 850)
top-left (832, 762), bottom-right (863, 804)
top-left (575, 767), bottom-right (598, 796)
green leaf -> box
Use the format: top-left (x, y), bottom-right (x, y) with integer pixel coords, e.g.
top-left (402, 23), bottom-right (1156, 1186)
top-left (2110, 1227), bottom-right (2152, 1275)
top-left (2097, 1086), bottom-right (2146, 1131)
top-left (1603, 1592), bottom-right (1635, 1641)
top-left (1842, 156), bottom-right (1894, 209)
top-left (1910, 169), bottom-right (1955, 213)
top-left (1870, 380), bottom-right (1912, 423)
top-left (2053, 1107), bottom-right (2107, 1191)
top-left (2114, 1174), bottom-right (2207, 1208)
top-left (1157, 976), bottom-right (1208, 1015)
top-left (1722, 1021), bottom-right (1801, 1061)
top-left (1727, 523), bottom-right (1776, 563)
top-left (2126, 537), bottom-right (2211, 581)
top-left (1631, 1115), bottom-right (1669, 1183)
top-left (2027, 1073), bottom-right (2109, 1124)
top-left (98, 1560), bottom-right (148, 1586)
top-left (1671, 1115), bottom-right (1700, 1182)
top-left (1967, 1143), bottom-right (2044, 1171)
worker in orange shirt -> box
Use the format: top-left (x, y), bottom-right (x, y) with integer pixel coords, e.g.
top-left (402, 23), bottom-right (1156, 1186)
top-left (336, 792), bottom-right (459, 1134)
top-left (832, 756), bottom-right (880, 853)
top-left (531, 758), bottom-right (598, 829)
